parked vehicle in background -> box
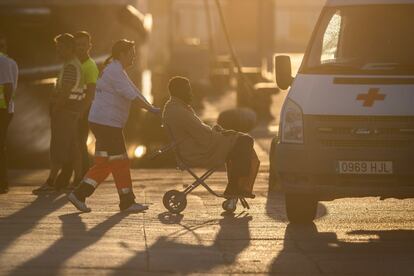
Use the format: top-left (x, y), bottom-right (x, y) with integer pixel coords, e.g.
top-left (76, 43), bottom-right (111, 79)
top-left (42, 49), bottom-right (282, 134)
top-left (270, 0), bottom-right (414, 223)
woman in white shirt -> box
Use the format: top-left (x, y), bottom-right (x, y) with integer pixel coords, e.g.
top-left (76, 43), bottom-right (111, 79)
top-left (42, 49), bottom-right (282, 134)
top-left (68, 39), bottom-right (160, 213)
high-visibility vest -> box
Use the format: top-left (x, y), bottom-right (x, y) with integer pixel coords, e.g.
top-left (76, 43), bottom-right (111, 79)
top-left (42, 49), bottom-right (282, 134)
top-left (56, 58), bottom-right (86, 101)
top-left (0, 52), bottom-right (7, 109)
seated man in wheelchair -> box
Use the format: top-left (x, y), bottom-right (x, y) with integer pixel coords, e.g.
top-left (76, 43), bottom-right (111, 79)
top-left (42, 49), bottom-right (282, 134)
top-left (163, 76), bottom-right (258, 211)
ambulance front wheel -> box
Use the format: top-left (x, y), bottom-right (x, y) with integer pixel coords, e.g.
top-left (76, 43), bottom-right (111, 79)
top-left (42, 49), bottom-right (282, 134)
top-left (163, 190), bottom-right (187, 214)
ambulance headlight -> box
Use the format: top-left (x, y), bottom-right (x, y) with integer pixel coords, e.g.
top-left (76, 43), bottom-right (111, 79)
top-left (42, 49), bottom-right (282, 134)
top-left (280, 99), bottom-right (304, 144)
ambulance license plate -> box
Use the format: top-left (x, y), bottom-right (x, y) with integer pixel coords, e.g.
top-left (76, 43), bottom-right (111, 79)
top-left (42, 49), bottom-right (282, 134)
top-left (337, 161), bottom-right (393, 175)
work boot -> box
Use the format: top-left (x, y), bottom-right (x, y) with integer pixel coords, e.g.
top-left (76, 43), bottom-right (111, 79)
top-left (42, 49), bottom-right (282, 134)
top-left (119, 191), bottom-right (137, 211)
top-left (73, 182), bottom-right (96, 202)
top-left (32, 178), bottom-right (55, 195)
top-left (67, 192), bottom-right (91, 213)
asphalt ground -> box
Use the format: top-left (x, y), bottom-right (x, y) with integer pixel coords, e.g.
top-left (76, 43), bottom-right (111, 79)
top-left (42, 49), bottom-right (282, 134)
top-left (1, 140), bottom-right (414, 275)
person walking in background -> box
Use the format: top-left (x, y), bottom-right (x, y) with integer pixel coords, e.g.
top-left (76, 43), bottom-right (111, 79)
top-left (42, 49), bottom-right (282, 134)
top-left (54, 31), bottom-right (99, 190)
top-left (68, 39), bottom-right (160, 213)
top-left (33, 33), bottom-right (84, 194)
top-left (0, 33), bottom-right (18, 194)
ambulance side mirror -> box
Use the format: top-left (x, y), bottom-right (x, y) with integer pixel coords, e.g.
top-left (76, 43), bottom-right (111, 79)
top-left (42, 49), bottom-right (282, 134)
top-left (275, 55), bottom-right (293, 90)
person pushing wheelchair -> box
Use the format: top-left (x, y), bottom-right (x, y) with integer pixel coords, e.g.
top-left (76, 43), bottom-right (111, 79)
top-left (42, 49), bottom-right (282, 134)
top-left (163, 77), bottom-right (259, 211)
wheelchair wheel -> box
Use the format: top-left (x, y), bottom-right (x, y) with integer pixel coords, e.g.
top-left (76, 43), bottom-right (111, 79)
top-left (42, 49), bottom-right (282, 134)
top-left (222, 198), bottom-right (237, 213)
top-left (163, 190), bottom-right (187, 214)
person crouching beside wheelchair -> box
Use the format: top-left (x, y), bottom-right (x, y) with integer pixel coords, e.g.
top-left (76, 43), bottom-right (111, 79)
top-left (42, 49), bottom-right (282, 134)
top-left (163, 77), bottom-right (258, 211)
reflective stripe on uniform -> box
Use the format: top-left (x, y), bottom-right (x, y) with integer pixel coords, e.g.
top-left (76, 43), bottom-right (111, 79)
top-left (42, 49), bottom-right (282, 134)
top-left (69, 87), bottom-right (86, 101)
top-left (56, 58), bottom-right (85, 102)
top-left (118, 187), bottom-right (132, 195)
top-left (83, 178), bottom-right (98, 188)
top-left (94, 152), bottom-right (128, 160)
top-left (68, 94), bottom-right (86, 101)
top-left (95, 151), bottom-right (109, 157)
top-left (108, 153), bottom-right (128, 161)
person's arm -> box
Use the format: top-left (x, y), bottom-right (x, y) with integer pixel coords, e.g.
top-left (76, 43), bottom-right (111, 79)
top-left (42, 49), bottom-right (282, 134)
top-left (79, 82), bottom-right (96, 115)
top-left (132, 93), bottom-right (160, 113)
top-left (82, 63), bottom-right (99, 114)
top-left (111, 69), bottom-right (160, 113)
top-left (84, 83), bottom-right (96, 107)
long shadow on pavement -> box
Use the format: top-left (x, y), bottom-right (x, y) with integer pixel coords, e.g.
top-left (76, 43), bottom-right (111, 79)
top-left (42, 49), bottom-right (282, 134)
top-left (8, 212), bottom-right (129, 276)
top-left (0, 193), bottom-right (67, 254)
top-left (270, 223), bottom-right (414, 275)
top-left (113, 212), bottom-right (252, 275)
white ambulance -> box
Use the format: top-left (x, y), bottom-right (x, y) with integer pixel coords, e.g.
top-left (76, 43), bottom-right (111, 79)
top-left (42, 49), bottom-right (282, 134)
top-left (270, 0), bottom-right (414, 223)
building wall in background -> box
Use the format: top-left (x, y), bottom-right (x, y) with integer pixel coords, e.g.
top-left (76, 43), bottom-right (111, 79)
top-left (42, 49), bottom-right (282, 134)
top-left (144, 0), bottom-right (276, 70)
top-left (274, 0), bottom-right (326, 52)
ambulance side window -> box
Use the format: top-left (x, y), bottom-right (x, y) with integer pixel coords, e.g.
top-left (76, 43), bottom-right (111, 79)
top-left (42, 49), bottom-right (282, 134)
top-left (321, 11), bottom-right (342, 64)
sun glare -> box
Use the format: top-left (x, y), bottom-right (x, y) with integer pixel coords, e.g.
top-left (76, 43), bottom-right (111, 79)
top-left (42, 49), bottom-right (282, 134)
top-left (134, 145), bottom-right (147, 158)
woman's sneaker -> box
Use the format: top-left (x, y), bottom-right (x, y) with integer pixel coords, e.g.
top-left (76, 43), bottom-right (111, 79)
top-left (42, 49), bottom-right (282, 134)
top-left (122, 203), bottom-right (148, 213)
top-left (67, 192), bottom-right (91, 213)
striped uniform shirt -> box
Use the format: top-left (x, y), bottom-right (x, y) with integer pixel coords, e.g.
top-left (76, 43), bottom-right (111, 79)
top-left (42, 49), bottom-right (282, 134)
top-left (55, 60), bottom-right (83, 112)
top-left (59, 64), bottom-right (77, 93)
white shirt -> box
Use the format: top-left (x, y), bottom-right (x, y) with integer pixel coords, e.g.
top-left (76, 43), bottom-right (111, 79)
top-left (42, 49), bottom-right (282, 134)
top-left (89, 60), bottom-right (147, 128)
top-left (0, 53), bottom-right (18, 113)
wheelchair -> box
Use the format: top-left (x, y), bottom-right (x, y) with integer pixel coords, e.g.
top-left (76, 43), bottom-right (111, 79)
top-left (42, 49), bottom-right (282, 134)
top-left (149, 123), bottom-right (255, 214)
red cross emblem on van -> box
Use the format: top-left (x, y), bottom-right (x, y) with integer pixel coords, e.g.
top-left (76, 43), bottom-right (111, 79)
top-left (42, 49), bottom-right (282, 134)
top-left (356, 88), bottom-right (386, 107)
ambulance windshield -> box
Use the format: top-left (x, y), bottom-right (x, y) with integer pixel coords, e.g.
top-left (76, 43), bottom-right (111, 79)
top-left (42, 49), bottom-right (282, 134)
top-left (304, 5), bottom-right (414, 75)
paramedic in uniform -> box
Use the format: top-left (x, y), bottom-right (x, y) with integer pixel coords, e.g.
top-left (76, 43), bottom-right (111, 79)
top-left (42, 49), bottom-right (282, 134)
top-left (0, 33), bottom-right (18, 194)
top-left (33, 33), bottom-right (85, 194)
top-left (55, 31), bottom-right (99, 189)
top-left (68, 39), bottom-right (160, 213)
